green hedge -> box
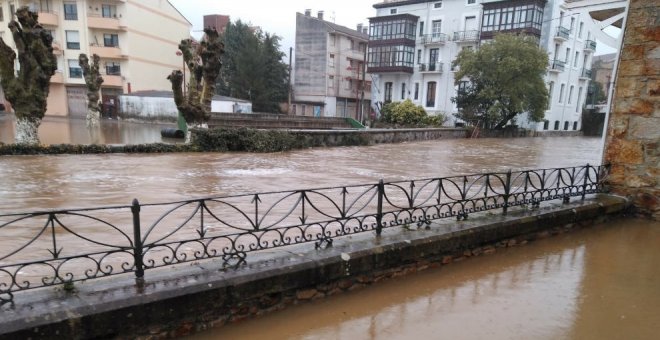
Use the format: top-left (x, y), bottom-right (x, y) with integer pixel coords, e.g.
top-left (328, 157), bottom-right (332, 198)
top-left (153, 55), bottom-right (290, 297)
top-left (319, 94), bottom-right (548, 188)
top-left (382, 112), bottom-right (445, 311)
top-left (0, 127), bottom-right (376, 155)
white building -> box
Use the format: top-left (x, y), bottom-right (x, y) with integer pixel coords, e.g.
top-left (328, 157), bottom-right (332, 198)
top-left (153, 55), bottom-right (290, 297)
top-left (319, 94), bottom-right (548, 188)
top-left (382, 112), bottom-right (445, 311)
top-left (367, 0), bottom-right (597, 132)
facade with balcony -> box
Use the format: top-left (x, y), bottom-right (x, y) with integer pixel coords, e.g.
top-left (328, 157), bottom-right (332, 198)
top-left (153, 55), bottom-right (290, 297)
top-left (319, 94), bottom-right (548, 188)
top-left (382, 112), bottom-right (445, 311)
top-left (0, 0), bottom-right (191, 117)
top-left (292, 10), bottom-right (371, 119)
top-left (367, 0), bottom-right (597, 132)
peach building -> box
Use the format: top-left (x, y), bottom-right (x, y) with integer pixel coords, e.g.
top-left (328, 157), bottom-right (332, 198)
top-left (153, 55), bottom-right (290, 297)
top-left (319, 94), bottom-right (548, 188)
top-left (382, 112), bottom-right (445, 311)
top-left (0, 0), bottom-right (191, 117)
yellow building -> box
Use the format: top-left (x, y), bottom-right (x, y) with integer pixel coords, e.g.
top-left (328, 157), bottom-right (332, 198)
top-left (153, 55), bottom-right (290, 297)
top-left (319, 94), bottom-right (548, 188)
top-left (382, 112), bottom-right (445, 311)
top-left (0, 0), bottom-right (191, 117)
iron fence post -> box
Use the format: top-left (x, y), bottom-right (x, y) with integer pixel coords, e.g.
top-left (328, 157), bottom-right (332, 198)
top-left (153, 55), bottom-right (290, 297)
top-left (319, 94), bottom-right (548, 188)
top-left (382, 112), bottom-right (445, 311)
top-left (131, 199), bottom-right (145, 284)
top-left (376, 179), bottom-right (384, 236)
top-left (582, 164), bottom-right (590, 200)
top-left (503, 170), bottom-right (511, 215)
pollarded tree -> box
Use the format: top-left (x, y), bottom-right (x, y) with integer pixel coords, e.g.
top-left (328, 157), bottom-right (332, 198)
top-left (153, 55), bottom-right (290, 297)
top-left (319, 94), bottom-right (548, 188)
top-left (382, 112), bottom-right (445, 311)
top-left (451, 34), bottom-right (549, 129)
top-left (0, 7), bottom-right (57, 144)
top-left (168, 27), bottom-right (224, 141)
top-left (78, 53), bottom-right (104, 128)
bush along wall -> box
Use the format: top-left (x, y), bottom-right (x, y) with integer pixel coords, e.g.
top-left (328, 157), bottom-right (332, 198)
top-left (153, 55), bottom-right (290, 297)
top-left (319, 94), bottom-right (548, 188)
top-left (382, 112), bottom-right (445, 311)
top-left (0, 142), bottom-right (194, 155)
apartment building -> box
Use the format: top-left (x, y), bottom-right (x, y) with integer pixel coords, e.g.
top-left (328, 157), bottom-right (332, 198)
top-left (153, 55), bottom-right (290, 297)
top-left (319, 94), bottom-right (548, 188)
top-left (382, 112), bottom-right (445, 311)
top-left (0, 0), bottom-right (191, 117)
top-left (293, 10), bottom-right (371, 119)
top-left (367, 0), bottom-right (597, 132)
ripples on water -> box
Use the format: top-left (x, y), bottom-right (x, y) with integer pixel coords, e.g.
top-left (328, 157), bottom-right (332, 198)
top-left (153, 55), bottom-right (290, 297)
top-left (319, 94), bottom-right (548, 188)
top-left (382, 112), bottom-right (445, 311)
top-left (0, 137), bottom-right (603, 213)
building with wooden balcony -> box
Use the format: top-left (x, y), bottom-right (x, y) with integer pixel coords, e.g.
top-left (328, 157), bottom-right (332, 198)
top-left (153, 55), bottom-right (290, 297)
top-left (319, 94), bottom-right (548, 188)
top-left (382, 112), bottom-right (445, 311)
top-left (292, 10), bottom-right (371, 120)
top-left (367, 0), bottom-right (599, 133)
top-left (0, 0), bottom-right (191, 118)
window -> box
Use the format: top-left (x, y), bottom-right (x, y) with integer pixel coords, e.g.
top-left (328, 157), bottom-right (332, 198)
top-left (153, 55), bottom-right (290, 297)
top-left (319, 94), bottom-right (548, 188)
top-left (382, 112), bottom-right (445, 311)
top-left (565, 48), bottom-right (571, 63)
top-left (384, 82), bottom-right (393, 103)
top-left (37, 0), bottom-right (53, 12)
top-left (467, 0), bottom-right (476, 4)
top-left (578, 22), bottom-right (584, 38)
top-left (543, 120), bottom-right (549, 130)
top-left (576, 87), bottom-right (583, 112)
top-left (104, 34), bottom-right (119, 47)
top-left (0, 6), bottom-right (4, 21)
top-left (414, 83), bottom-right (419, 100)
top-left (369, 17), bottom-right (417, 41)
top-left (547, 81), bottom-right (554, 109)
top-left (328, 75), bottom-right (334, 88)
top-left (419, 21), bottom-right (424, 37)
top-left (417, 49), bottom-right (422, 64)
top-left (554, 120), bottom-right (560, 130)
top-left (65, 30), bottom-right (80, 49)
top-left (63, 2), bottom-right (77, 20)
top-left (564, 121), bottom-right (570, 130)
top-left (301, 105), bottom-right (306, 116)
top-left (433, 2), bottom-right (443, 9)
top-left (573, 121), bottom-right (578, 130)
top-left (68, 59), bottom-right (82, 78)
top-left (574, 51), bottom-right (579, 67)
top-left (570, 17), bottom-right (575, 33)
top-left (292, 105), bottom-right (296, 115)
top-left (106, 62), bottom-right (121, 75)
top-left (568, 85), bottom-right (574, 104)
top-left (390, 9), bottom-right (397, 14)
top-left (481, 2), bottom-right (544, 34)
top-left (367, 45), bottom-right (415, 69)
top-left (102, 4), bottom-right (117, 18)
top-left (559, 84), bottom-right (565, 103)
top-left (10, 4), bottom-right (15, 19)
top-left (432, 20), bottom-right (442, 37)
top-left (401, 83), bottom-right (406, 100)
top-left (426, 81), bottom-right (436, 107)
top-left (329, 54), bottom-right (335, 68)
top-left (347, 78), bottom-right (353, 90)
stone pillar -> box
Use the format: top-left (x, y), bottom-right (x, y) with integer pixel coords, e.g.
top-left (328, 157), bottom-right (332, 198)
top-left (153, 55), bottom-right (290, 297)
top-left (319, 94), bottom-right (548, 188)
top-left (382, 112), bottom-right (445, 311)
top-left (603, 0), bottom-right (659, 220)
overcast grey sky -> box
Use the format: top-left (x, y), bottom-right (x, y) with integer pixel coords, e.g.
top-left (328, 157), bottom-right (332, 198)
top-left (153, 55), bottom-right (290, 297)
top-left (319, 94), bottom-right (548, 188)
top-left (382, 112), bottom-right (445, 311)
top-left (168, 0), bottom-right (376, 53)
top-left (168, 1), bottom-right (618, 56)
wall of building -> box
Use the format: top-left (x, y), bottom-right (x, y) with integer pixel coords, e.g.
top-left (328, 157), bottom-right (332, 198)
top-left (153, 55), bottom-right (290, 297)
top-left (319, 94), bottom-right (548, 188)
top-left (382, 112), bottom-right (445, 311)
top-left (293, 12), bottom-right (329, 108)
top-left (604, 0), bottom-right (659, 220)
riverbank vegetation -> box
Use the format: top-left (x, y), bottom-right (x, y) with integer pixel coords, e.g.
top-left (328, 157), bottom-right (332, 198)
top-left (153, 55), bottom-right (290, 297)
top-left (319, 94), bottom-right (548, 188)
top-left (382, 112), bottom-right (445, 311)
top-left (372, 100), bottom-right (447, 128)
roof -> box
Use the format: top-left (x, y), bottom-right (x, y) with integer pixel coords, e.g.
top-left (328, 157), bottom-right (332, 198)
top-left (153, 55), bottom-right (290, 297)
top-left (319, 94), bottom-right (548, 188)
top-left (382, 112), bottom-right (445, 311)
top-left (297, 12), bottom-right (369, 40)
top-left (212, 95), bottom-right (251, 103)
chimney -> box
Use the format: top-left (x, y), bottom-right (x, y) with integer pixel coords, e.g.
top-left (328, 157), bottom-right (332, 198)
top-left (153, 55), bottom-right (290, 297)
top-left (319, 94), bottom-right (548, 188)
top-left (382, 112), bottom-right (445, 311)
top-left (318, 11), bottom-right (324, 20)
top-left (304, 9), bottom-right (311, 16)
top-left (363, 28), bottom-right (368, 35)
top-left (357, 23), bottom-right (363, 32)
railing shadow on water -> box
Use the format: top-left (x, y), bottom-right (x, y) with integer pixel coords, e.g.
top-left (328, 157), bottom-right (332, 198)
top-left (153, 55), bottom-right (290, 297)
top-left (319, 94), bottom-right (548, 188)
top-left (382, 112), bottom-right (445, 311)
top-left (0, 164), bottom-right (610, 305)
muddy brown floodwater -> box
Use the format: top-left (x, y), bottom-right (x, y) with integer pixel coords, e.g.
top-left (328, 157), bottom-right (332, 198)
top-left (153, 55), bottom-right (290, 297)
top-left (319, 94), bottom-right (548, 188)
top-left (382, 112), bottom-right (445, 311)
top-left (188, 218), bottom-right (660, 340)
top-left (0, 136), bottom-right (603, 213)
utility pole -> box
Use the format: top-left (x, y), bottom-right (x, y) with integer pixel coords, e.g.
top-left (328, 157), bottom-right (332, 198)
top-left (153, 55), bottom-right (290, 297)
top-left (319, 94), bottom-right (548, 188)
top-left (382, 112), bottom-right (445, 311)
top-left (359, 44), bottom-right (367, 124)
top-left (288, 47), bottom-right (293, 115)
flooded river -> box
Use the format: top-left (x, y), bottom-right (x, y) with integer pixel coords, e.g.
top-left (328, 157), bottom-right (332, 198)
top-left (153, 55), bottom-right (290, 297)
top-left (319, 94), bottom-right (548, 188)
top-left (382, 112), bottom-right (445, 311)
top-left (189, 218), bottom-right (660, 340)
top-left (0, 136), bottom-right (603, 213)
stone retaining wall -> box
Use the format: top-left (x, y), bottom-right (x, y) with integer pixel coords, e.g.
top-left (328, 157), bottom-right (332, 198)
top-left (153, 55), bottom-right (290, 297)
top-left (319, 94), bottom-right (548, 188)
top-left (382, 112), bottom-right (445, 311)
top-left (0, 195), bottom-right (630, 339)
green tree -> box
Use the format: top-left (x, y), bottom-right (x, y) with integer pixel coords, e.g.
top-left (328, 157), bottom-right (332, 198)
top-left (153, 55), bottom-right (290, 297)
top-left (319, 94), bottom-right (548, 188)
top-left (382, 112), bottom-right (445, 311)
top-left (0, 7), bottom-right (57, 145)
top-left (217, 20), bottom-right (289, 113)
top-left (451, 34), bottom-right (548, 129)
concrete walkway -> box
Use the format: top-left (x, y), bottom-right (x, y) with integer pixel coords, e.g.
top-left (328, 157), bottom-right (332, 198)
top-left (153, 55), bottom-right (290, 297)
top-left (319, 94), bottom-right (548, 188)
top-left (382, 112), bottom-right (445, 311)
top-left (0, 194), bottom-right (629, 339)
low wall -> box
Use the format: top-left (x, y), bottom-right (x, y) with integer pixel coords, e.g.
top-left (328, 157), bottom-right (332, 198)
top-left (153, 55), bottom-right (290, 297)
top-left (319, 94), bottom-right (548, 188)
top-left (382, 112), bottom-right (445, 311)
top-left (119, 96), bottom-right (178, 122)
top-left (476, 128), bottom-right (583, 138)
top-left (296, 128), bottom-right (467, 146)
top-left (0, 195), bottom-right (629, 339)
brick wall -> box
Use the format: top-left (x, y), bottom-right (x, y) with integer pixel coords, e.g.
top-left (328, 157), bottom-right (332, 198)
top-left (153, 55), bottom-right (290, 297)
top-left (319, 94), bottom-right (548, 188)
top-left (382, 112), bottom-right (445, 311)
top-left (604, 0), bottom-right (660, 219)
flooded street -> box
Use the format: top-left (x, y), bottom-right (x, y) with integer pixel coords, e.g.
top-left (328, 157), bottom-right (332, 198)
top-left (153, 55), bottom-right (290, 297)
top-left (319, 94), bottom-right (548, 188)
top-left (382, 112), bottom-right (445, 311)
top-left (189, 218), bottom-right (660, 340)
top-left (0, 114), bottom-right (172, 145)
top-left (0, 136), bottom-right (603, 213)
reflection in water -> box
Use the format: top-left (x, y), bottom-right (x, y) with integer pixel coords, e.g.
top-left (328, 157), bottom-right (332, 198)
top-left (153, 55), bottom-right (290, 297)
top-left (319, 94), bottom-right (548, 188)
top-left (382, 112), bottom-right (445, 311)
top-left (189, 219), bottom-right (660, 340)
top-left (0, 136), bottom-right (603, 213)
top-left (0, 114), bottom-right (172, 145)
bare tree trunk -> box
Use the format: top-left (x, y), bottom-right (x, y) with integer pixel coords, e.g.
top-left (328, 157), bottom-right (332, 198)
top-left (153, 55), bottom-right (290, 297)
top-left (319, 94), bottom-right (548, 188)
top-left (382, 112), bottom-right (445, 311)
top-left (14, 117), bottom-right (40, 145)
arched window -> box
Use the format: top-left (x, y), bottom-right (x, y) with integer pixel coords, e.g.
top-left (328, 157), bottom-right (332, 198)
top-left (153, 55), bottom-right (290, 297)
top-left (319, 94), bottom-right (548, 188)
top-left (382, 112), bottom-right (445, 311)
top-left (543, 120), bottom-right (549, 130)
top-left (564, 121), bottom-right (570, 130)
top-left (554, 120), bottom-right (560, 130)
top-left (573, 121), bottom-right (578, 130)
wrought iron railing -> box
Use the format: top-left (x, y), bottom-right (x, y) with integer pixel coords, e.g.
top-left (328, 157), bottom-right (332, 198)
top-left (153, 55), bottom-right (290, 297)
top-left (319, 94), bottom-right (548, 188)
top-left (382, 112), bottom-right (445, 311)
top-left (550, 59), bottom-right (566, 72)
top-left (0, 164), bottom-right (609, 304)
top-left (418, 62), bottom-right (444, 73)
top-left (453, 30), bottom-right (480, 42)
top-left (556, 26), bottom-right (570, 40)
top-left (584, 39), bottom-right (597, 51)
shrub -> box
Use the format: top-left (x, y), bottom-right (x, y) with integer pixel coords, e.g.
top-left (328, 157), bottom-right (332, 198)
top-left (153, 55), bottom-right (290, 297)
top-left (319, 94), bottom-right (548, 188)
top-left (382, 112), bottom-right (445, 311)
top-left (379, 99), bottom-right (447, 128)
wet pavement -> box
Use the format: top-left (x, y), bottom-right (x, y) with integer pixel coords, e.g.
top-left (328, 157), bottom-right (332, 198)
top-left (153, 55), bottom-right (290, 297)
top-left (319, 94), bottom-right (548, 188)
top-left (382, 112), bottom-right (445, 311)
top-left (188, 218), bottom-right (660, 340)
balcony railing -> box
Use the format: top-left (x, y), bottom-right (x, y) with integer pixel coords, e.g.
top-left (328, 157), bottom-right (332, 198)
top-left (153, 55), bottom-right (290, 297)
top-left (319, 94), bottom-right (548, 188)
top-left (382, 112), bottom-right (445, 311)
top-left (421, 33), bottom-right (448, 45)
top-left (453, 30), bottom-right (480, 42)
top-left (418, 62), bottom-right (443, 73)
top-left (580, 68), bottom-right (592, 79)
top-left (584, 40), bottom-right (596, 52)
top-left (549, 59), bottom-right (565, 72)
top-left (87, 14), bottom-right (126, 31)
top-left (555, 26), bottom-right (569, 40)
top-left (0, 164), bottom-right (610, 305)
